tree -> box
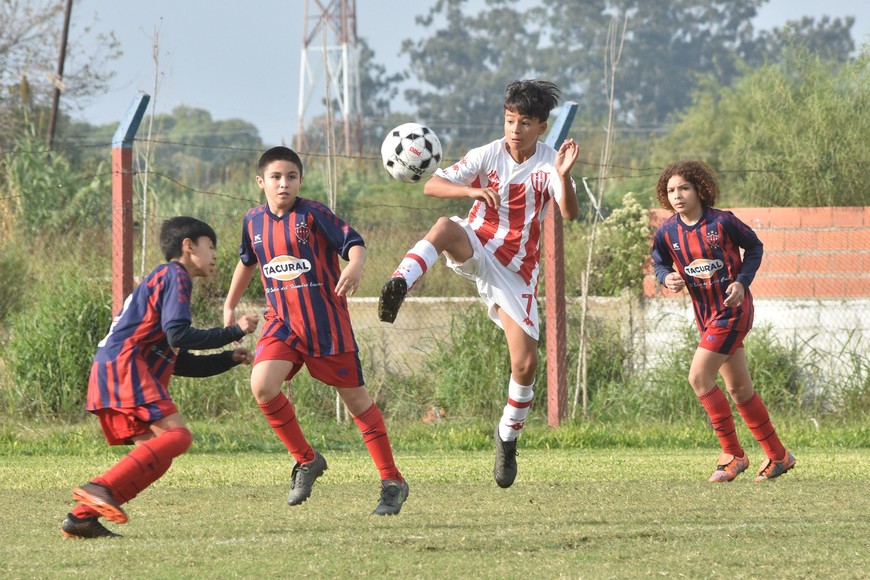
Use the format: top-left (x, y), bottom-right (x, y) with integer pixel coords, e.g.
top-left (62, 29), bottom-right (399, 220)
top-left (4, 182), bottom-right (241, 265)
top-left (401, 0), bottom-right (541, 153)
top-left (539, 0), bottom-right (856, 126)
top-left (400, 0), bottom-right (858, 143)
top-left (0, 0), bottom-right (120, 146)
top-left (651, 47), bottom-right (870, 207)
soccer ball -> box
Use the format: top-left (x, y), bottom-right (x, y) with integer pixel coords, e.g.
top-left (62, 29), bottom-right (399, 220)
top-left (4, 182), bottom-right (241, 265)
top-left (380, 122), bottom-right (442, 183)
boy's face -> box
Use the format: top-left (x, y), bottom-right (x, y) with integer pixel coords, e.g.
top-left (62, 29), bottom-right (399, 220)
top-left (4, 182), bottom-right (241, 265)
top-left (503, 109), bottom-right (547, 157)
top-left (666, 174), bottom-right (702, 217)
top-left (183, 235), bottom-right (217, 278)
top-left (256, 159), bottom-right (302, 213)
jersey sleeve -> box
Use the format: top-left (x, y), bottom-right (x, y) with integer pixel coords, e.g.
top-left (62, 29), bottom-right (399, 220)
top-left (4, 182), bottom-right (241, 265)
top-left (173, 349), bottom-right (240, 377)
top-left (434, 143), bottom-right (486, 186)
top-left (651, 228), bottom-right (676, 285)
top-left (239, 215), bottom-right (257, 267)
top-left (724, 212), bottom-right (763, 287)
top-left (308, 201), bottom-right (365, 261)
top-left (164, 321), bottom-right (246, 350)
top-left (158, 264), bottom-right (194, 331)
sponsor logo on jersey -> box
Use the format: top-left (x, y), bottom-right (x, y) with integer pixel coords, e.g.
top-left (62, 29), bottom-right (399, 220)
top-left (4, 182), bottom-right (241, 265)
top-left (253, 234), bottom-right (262, 244)
top-left (706, 231), bottom-right (720, 248)
top-left (684, 258), bottom-right (724, 279)
top-left (672, 242), bottom-right (680, 250)
top-left (262, 255), bottom-right (312, 281)
top-left (295, 221), bottom-right (310, 244)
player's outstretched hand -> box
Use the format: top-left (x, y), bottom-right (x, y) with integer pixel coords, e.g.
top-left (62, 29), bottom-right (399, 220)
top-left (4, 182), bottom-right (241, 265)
top-left (231, 347), bottom-right (254, 365)
top-left (555, 138), bottom-right (579, 176)
top-left (236, 313), bottom-right (259, 334)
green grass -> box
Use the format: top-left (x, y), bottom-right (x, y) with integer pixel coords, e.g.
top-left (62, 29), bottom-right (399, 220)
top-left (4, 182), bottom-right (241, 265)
top-left (1, 422), bottom-right (868, 578)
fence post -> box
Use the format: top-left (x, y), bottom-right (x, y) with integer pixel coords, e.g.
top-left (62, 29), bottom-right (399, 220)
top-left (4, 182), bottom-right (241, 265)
top-left (543, 102), bottom-right (578, 427)
top-left (112, 92), bottom-right (150, 314)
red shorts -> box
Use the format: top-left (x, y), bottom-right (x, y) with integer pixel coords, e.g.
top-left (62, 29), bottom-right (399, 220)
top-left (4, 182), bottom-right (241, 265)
top-left (699, 325), bottom-right (748, 355)
top-left (254, 336), bottom-right (364, 388)
top-left (92, 399), bottom-right (178, 446)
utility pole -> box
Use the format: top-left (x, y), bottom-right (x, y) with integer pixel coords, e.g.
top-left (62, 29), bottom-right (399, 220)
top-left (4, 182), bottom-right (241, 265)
top-left (297, 0), bottom-right (362, 155)
top-left (47, 0), bottom-right (73, 148)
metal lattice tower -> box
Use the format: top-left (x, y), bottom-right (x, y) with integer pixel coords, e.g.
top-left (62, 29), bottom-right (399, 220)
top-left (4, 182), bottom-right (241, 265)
top-left (297, 0), bottom-right (362, 156)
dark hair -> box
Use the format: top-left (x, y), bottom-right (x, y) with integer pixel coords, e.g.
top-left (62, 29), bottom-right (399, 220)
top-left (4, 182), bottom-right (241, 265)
top-left (504, 79), bottom-right (561, 122)
top-left (160, 216), bottom-right (217, 261)
top-left (257, 146), bottom-right (303, 178)
top-left (655, 160), bottom-right (721, 211)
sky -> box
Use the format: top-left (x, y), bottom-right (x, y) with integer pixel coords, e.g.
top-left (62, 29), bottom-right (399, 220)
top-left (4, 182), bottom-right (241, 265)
top-left (71, 0), bottom-right (870, 147)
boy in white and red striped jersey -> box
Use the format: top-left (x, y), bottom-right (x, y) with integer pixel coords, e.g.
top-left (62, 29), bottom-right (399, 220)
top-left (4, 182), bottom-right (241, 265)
top-left (378, 80), bottom-right (580, 488)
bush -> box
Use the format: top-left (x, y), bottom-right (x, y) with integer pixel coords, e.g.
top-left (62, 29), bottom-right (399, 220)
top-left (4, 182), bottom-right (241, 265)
top-left (1, 265), bottom-right (112, 418)
top-left (425, 307), bottom-right (513, 419)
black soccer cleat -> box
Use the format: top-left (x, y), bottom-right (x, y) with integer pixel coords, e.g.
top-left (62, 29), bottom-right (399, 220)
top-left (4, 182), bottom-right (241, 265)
top-left (493, 426), bottom-right (518, 488)
top-left (372, 478), bottom-right (410, 516)
top-left (61, 515), bottom-right (122, 539)
top-left (378, 277), bottom-right (408, 323)
top-left (287, 451), bottom-right (328, 506)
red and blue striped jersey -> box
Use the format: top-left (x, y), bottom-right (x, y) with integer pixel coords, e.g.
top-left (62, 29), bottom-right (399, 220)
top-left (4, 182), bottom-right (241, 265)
top-left (87, 262), bottom-right (192, 410)
top-left (434, 138), bottom-right (573, 285)
top-left (239, 198), bottom-right (364, 356)
top-left (651, 207), bottom-right (763, 333)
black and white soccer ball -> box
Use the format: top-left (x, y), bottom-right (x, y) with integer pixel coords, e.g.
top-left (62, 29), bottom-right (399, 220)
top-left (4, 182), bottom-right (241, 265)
top-left (380, 122), bottom-right (442, 183)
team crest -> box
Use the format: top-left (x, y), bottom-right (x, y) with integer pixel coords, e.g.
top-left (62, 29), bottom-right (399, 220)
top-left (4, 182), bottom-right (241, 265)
top-left (706, 231), bottom-right (720, 249)
top-left (295, 221), bottom-right (310, 244)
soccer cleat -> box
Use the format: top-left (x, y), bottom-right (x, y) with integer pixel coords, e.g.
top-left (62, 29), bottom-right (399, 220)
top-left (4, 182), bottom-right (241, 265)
top-left (287, 451), bottom-right (328, 505)
top-left (372, 478), bottom-right (410, 516)
top-left (708, 452), bottom-right (750, 482)
top-left (61, 515), bottom-right (122, 539)
top-left (378, 277), bottom-right (408, 323)
top-left (72, 482), bottom-right (128, 524)
top-left (493, 426), bottom-right (518, 488)
top-left (755, 450), bottom-right (796, 482)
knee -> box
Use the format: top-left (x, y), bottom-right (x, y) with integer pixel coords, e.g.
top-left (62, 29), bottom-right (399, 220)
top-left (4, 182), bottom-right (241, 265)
top-left (725, 382), bottom-right (755, 405)
top-left (164, 427), bottom-right (193, 456)
top-left (251, 380), bottom-right (281, 404)
top-left (687, 369), bottom-right (711, 395)
top-left (512, 353), bottom-right (538, 385)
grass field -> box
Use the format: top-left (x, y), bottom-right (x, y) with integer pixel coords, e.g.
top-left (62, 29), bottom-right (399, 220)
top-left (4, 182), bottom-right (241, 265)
top-left (2, 437), bottom-right (868, 578)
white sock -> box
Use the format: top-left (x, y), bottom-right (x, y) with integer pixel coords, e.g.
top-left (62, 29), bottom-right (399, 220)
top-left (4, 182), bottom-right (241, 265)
top-left (498, 376), bottom-right (534, 442)
top-left (392, 240), bottom-right (439, 290)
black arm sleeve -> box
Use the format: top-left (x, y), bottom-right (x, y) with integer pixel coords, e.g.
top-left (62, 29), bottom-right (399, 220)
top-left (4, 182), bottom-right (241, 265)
top-left (174, 349), bottom-right (240, 378)
top-left (165, 321), bottom-right (245, 350)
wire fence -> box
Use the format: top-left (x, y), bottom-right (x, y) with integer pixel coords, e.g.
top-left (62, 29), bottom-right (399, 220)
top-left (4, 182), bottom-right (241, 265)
top-left (2, 135), bottom-right (868, 402)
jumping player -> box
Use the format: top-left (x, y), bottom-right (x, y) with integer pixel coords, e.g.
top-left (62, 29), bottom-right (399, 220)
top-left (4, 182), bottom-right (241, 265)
top-left (651, 160), bottom-right (796, 482)
top-left (222, 146), bottom-right (408, 515)
top-left (62, 216), bottom-right (259, 538)
top-left (378, 80), bottom-right (580, 488)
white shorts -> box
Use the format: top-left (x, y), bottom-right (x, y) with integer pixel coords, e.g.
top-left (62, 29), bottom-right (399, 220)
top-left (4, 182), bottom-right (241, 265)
top-left (444, 217), bottom-right (540, 340)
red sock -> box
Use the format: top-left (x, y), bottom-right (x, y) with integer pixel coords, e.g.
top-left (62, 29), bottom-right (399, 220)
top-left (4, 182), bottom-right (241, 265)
top-left (698, 387), bottom-right (743, 457)
top-left (259, 392), bottom-right (314, 463)
top-left (92, 427), bottom-right (192, 505)
top-left (70, 504), bottom-right (100, 519)
top-left (353, 403), bottom-right (401, 482)
top-left (736, 393), bottom-right (786, 460)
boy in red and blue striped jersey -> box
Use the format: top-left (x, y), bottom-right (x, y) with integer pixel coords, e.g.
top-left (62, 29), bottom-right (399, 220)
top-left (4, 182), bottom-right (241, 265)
top-left (62, 216), bottom-right (259, 539)
top-left (222, 146), bottom-right (407, 515)
top-left (652, 160), bottom-right (796, 483)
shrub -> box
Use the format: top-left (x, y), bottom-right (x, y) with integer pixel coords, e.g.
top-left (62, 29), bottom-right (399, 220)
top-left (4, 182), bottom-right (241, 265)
top-left (2, 265), bottom-right (112, 418)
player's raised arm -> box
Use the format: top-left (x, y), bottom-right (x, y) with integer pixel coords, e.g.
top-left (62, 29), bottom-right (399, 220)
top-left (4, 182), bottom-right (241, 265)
top-left (556, 139), bottom-right (580, 221)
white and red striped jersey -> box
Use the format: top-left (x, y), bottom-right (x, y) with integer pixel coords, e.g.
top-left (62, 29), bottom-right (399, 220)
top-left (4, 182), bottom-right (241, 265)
top-left (435, 137), bottom-right (573, 285)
